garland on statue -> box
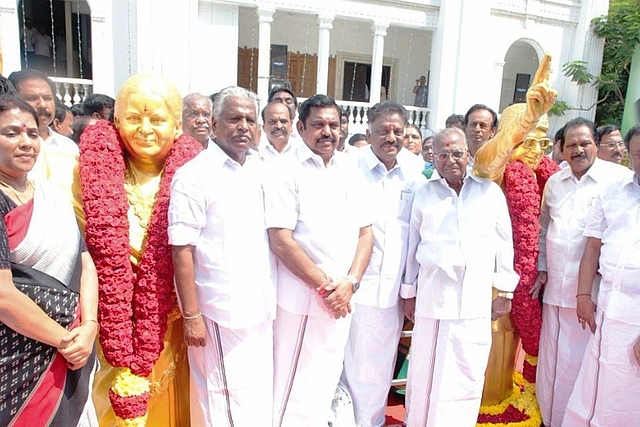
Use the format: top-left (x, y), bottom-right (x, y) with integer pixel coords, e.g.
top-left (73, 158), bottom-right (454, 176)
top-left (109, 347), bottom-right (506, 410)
top-left (477, 372), bottom-right (542, 427)
top-left (80, 120), bottom-right (201, 424)
top-left (476, 156), bottom-right (558, 427)
top-left (503, 156), bottom-right (559, 383)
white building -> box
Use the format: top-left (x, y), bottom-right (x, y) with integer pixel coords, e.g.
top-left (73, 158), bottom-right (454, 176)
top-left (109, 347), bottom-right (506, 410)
top-left (0, 0), bottom-right (608, 132)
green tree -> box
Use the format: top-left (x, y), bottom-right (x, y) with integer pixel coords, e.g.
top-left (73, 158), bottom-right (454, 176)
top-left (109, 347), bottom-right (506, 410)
top-left (551, 1), bottom-right (640, 124)
top-left (591, 0), bottom-right (640, 124)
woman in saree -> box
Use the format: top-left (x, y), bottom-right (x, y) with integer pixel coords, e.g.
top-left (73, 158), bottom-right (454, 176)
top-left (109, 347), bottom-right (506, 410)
top-left (77, 74), bottom-right (202, 426)
top-left (0, 94), bottom-right (98, 426)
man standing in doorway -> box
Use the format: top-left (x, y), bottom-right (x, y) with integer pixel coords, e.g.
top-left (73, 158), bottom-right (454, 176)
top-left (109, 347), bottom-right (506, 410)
top-left (413, 75), bottom-right (428, 107)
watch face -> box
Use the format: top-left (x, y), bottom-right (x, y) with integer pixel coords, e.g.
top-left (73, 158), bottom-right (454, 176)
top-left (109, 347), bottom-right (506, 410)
top-left (353, 282), bottom-right (360, 292)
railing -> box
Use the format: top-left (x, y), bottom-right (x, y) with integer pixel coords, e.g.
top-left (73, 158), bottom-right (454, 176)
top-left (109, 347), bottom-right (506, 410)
top-left (299, 98), bottom-right (431, 136)
top-left (50, 77), bottom-right (93, 106)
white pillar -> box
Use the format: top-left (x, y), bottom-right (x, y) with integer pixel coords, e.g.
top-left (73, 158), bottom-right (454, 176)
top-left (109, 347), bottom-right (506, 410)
top-left (316, 14), bottom-right (334, 95)
top-left (256, 7), bottom-right (275, 106)
top-left (574, 0), bottom-right (609, 120)
top-left (135, 0), bottom-right (154, 73)
top-left (370, 22), bottom-right (388, 105)
top-left (0, 0), bottom-right (22, 74)
top-left (86, 0), bottom-right (115, 95)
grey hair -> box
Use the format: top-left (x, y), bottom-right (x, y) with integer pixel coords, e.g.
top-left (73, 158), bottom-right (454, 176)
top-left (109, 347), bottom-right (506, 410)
top-left (433, 127), bottom-right (468, 149)
top-left (213, 86), bottom-right (259, 120)
top-left (182, 92), bottom-right (212, 113)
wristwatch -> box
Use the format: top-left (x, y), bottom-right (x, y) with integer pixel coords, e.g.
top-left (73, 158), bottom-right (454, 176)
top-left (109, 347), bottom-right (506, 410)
top-left (346, 275), bottom-right (360, 293)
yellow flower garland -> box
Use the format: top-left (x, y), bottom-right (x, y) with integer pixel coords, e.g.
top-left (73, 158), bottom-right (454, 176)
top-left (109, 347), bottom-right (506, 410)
top-left (477, 372), bottom-right (542, 427)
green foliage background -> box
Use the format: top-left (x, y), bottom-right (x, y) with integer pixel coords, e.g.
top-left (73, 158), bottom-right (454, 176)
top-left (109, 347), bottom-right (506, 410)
top-left (592, 0), bottom-right (640, 125)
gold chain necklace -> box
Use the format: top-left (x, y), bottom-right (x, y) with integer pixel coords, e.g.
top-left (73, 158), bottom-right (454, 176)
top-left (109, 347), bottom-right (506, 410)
top-left (123, 167), bottom-right (159, 230)
top-left (0, 179), bottom-right (34, 205)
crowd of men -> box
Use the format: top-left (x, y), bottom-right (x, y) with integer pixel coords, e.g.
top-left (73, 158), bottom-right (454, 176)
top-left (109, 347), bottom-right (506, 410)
top-left (1, 67), bottom-right (639, 427)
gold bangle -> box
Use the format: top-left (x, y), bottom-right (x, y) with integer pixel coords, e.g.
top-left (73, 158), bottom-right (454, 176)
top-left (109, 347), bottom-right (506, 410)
top-left (81, 319), bottom-right (100, 332)
top-left (182, 312), bottom-right (202, 320)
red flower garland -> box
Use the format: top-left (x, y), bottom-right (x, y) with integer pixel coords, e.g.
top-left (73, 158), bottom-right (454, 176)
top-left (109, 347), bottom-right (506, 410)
top-left (79, 121), bottom-right (202, 411)
top-left (504, 156), bottom-right (558, 383)
top-left (108, 391), bottom-right (150, 419)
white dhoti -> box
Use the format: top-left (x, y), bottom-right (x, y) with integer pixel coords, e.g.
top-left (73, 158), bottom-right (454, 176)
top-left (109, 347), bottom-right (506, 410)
top-left (537, 303), bottom-right (591, 427)
top-left (405, 316), bottom-right (491, 427)
top-left (273, 305), bottom-right (352, 427)
top-left (341, 303), bottom-right (403, 427)
top-left (188, 316), bottom-right (273, 427)
top-left (562, 310), bottom-right (640, 427)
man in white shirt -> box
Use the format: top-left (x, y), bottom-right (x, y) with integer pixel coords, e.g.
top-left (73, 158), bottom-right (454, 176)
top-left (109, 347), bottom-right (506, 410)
top-left (341, 101), bottom-right (423, 427)
top-left (264, 94), bottom-right (373, 427)
top-left (169, 86), bottom-right (276, 426)
top-left (258, 102), bottom-right (296, 160)
top-left (596, 124), bottom-right (626, 165)
top-left (9, 69), bottom-right (79, 193)
top-left (182, 93), bottom-right (213, 148)
top-left (402, 127), bottom-right (519, 427)
top-left (464, 104), bottom-right (498, 160)
top-left (563, 123), bottom-right (640, 426)
top-left (534, 118), bottom-right (632, 427)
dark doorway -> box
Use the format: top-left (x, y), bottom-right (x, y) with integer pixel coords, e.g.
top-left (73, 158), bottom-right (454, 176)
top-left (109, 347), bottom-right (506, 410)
top-left (342, 61), bottom-right (391, 102)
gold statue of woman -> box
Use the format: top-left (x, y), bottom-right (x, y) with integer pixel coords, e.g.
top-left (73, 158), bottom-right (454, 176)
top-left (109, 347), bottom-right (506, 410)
top-left (474, 54), bottom-right (559, 404)
top-left (75, 74), bottom-right (202, 426)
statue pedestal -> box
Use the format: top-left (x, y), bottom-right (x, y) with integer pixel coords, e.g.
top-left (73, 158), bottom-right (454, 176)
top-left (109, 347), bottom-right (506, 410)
top-left (482, 312), bottom-right (519, 405)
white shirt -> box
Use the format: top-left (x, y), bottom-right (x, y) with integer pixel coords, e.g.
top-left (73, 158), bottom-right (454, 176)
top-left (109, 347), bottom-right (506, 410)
top-left (397, 147), bottom-right (426, 173)
top-left (32, 33), bottom-right (51, 57)
top-left (44, 128), bottom-right (79, 156)
top-left (355, 148), bottom-right (423, 308)
top-left (264, 142), bottom-right (371, 317)
top-left (168, 143), bottom-right (277, 329)
top-left (29, 129), bottom-right (78, 195)
top-left (258, 133), bottom-right (300, 161)
top-left (402, 174), bottom-right (519, 320)
top-left (538, 159), bottom-right (632, 307)
top-left (583, 173), bottom-right (640, 326)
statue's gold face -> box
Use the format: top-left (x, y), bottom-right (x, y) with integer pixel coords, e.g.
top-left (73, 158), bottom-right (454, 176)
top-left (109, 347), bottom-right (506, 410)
top-left (116, 92), bottom-right (178, 165)
top-left (511, 125), bottom-right (549, 170)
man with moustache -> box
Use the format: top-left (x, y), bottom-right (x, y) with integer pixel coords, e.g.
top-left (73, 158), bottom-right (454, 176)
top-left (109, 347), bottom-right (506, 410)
top-left (596, 124), bottom-right (626, 165)
top-left (182, 93), bottom-right (213, 148)
top-left (169, 86), bottom-right (276, 426)
top-left (402, 127), bottom-right (518, 427)
top-left (258, 101), bottom-right (295, 160)
top-left (264, 94), bottom-right (373, 427)
top-left (9, 69), bottom-right (78, 192)
top-left (563, 123), bottom-right (640, 426)
top-left (464, 104), bottom-right (498, 159)
top-left (341, 101), bottom-right (423, 427)
top-left (533, 117), bottom-right (631, 427)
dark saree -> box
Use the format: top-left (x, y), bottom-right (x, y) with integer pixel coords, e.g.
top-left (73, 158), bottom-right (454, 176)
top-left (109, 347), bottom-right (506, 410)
top-left (0, 183), bottom-right (96, 427)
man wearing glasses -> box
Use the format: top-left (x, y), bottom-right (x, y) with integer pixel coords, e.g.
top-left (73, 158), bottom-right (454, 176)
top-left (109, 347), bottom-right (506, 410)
top-left (402, 127), bottom-right (518, 426)
top-left (534, 117), bottom-right (632, 426)
top-left (596, 124), bottom-right (626, 164)
top-left (182, 93), bottom-right (213, 148)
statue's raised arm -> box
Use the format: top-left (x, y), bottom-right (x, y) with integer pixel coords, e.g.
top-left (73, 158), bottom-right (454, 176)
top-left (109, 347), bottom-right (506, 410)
top-left (473, 54), bottom-right (558, 185)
